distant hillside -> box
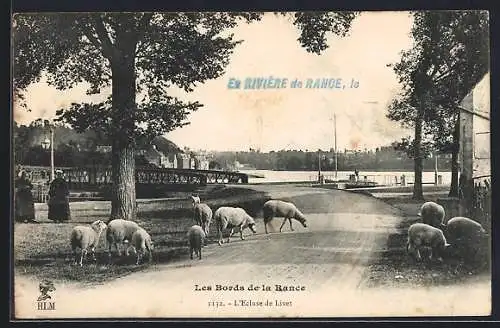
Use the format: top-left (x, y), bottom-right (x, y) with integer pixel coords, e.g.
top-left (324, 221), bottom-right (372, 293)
top-left (14, 120), bottom-right (182, 153)
top-left (14, 122), bottom-right (103, 150)
top-left (151, 136), bottom-right (182, 154)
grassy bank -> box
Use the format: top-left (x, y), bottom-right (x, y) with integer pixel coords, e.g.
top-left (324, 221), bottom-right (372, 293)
top-left (363, 191), bottom-right (491, 288)
top-left (14, 186), bottom-right (271, 286)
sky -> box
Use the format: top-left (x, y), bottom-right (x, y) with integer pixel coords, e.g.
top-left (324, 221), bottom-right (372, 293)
top-left (13, 11), bottom-right (415, 152)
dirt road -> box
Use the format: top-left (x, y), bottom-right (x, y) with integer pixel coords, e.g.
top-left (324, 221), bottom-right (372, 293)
top-left (14, 186), bottom-right (490, 318)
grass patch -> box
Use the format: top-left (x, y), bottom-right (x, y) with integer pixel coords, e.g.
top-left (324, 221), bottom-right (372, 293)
top-left (363, 193), bottom-right (491, 288)
top-left (364, 233), bottom-right (490, 288)
top-left (14, 186), bottom-right (270, 285)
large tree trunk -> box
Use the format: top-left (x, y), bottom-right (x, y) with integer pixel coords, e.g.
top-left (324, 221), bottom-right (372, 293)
top-left (109, 31), bottom-right (138, 221)
top-left (110, 138), bottom-right (137, 220)
top-left (449, 116), bottom-right (460, 197)
top-left (413, 99), bottom-right (424, 200)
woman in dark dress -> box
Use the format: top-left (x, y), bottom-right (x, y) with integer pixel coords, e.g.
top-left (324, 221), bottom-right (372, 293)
top-left (48, 170), bottom-right (71, 222)
top-left (15, 170), bottom-right (36, 223)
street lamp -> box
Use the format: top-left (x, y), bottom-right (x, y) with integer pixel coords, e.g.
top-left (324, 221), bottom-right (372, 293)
top-left (434, 151), bottom-right (439, 186)
top-left (41, 127), bottom-right (55, 182)
top-left (317, 150), bottom-right (321, 183)
top-left (318, 150), bottom-right (327, 184)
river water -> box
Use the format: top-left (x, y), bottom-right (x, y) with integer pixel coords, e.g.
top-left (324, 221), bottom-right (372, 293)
top-left (242, 170), bottom-right (452, 185)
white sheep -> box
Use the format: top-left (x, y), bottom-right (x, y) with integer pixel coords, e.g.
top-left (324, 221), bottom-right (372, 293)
top-left (407, 223), bottom-right (450, 262)
top-left (190, 194), bottom-right (201, 205)
top-left (106, 218), bottom-right (141, 258)
top-left (126, 227), bottom-right (154, 265)
top-left (194, 203), bottom-right (213, 236)
top-left (262, 200), bottom-right (307, 234)
top-left (418, 201), bottom-right (446, 229)
top-left (214, 206), bottom-right (257, 246)
top-left (70, 219), bottom-right (107, 266)
top-left (187, 225), bottom-right (206, 260)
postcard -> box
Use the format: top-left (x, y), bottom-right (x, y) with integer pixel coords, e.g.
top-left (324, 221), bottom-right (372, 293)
top-left (12, 11), bottom-right (491, 319)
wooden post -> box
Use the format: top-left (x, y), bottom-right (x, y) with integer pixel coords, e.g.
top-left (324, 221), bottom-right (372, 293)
top-left (50, 127), bottom-right (54, 182)
top-left (318, 150), bottom-right (322, 183)
top-left (434, 152), bottom-right (439, 186)
top-left (334, 113), bottom-right (338, 180)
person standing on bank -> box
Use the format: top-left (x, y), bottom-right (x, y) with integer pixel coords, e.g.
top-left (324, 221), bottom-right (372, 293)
top-left (48, 169), bottom-right (71, 222)
top-left (15, 170), bottom-right (36, 223)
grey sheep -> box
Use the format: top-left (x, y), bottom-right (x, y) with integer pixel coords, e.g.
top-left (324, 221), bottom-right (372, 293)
top-left (70, 219), bottom-right (107, 266)
top-left (418, 201), bottom-right (446, 229)
top-left (187, 225), bottom-right (206, 260)
top-left (106, 218), bottom-right (141, 258)
top-left (127, 227), bottom-right (154, 265)
top-left (214, 207), bottom-right (257, 246)
top-left (443, 216), bottom-right (488, 259)
top-left (407, 223), bottom-right (450, 262)
top-left (262, 200), bottom-right (307, 234)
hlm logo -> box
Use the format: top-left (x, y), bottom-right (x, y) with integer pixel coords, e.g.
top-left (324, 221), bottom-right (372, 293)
top-left (36, 280), bottom-right (56, 311)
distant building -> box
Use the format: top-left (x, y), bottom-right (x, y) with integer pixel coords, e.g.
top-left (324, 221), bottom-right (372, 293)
top-left (238, 163), bottom-right (257, 170)
top-left (143, 145), bottom-right (176, 168)
top-left (166, 154), bottom-right (177, 168)
top-left (193, 155), bottom-right (210, 170)
top-left (176, 153), bottom-right (190, 169)
top-left (458, 72), bottom-right (490, 215)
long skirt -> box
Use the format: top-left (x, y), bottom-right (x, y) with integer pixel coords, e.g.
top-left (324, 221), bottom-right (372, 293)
top-left (15, 191), bottom-right (35, 222)
top-left (48, 196), bottom-right (71, 222)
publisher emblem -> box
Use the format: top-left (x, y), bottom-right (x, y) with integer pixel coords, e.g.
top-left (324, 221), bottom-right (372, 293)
top-left (36, 279), bottom-right (56, 310)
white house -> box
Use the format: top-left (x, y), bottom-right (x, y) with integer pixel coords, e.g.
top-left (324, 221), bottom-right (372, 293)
top-left (458, 71), bottom-right (490, 217)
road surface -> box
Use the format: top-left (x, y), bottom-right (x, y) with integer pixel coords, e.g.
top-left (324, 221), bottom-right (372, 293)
top-left (14, 186), bottom-right (490, 318)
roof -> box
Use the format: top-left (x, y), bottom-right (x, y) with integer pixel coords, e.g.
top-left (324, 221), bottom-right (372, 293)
top-left (460, 72), bottom-right (490, 120)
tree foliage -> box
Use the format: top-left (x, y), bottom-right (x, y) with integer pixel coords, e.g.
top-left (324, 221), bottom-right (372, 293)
top-left (388, 10), bottom-right (489, 152)
top-left (13, 12), bottom-right (359, 219)
top-left (13, 12), bottom-right (358, 142)
top-left (387, 11), bottom-right (489, 198)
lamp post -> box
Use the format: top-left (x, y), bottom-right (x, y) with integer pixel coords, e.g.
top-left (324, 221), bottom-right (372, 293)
top-left (334, 112), bottom-right (338, 180)
top-left (317, 151), bottom-right (327, 184)
top-left (434, 151), bottom-right (439, 186)
top-left (41, 127), bottom-right (54, 182)
top-left (318, 149), bottom-right (322, 183)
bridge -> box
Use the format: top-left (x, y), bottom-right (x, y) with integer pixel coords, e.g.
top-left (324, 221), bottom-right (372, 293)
top-left (18, 165), bottom-right (249, 190)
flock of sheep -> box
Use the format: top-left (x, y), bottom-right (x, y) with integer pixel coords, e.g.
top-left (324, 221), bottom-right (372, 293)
top-left (69, 195), bottom-right (308, 266)
top-left (406, 201), bottom-right (488, 264)
top-left (68, 195), bottom-right (488, 267)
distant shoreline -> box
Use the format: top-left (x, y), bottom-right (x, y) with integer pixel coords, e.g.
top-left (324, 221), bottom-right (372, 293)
top-left (240, 169), bottom-right (452, 173)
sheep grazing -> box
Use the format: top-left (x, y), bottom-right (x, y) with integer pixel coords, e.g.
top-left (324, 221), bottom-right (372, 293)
top-left (106, 218), bottom-right (141, 259)
top-left (407, 223), bottom-right (450, 262)
top-left (262, 200), bottom-right (307, 234)
top-left (127, 227), bottom-right (154, 265)
top-left (194, 203), bottom-right (213, 236)
top-left (444, 216), bottom-right (488, 260)
top-left (214, 206), bottom-right (257, 246)
top-left (190, 194), bottom-right (201, 205)
top-left (70, 219), bottom-right (107, 266)
top-left (187, 225), bottom-right (206, 260)
top-left (418, 201), bottom-right (446, 229)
